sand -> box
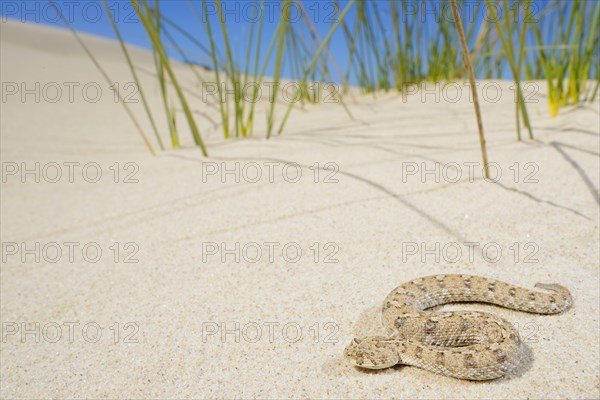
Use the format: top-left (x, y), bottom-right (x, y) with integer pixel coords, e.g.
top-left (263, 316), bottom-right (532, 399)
top-left (1, 19), bottom-right (599, 399)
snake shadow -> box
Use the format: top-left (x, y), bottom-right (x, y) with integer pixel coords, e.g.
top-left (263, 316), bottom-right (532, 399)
top-left (323, 303), bottom-right (535, 382)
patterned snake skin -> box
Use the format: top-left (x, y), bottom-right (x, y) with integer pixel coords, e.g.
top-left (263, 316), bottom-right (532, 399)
top-left (344, 274), bottom-right (572, 380)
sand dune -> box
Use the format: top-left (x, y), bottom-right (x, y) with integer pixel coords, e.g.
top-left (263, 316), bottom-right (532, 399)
top-left (1, 19), bottom-right (599, 398)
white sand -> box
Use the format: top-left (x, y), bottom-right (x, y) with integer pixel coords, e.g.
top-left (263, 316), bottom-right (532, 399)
top-left (1, 19), bottom-right (599, 398)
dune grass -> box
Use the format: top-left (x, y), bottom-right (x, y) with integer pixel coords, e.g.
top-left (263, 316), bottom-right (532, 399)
top-left (48, 0), bottom-right (157, 156)
top-left (133, 0), bottom-right (208, 155)
top-left (67, 0), bottom-right (598, 155)
top-left (451, 0), bottom-right (490, 179)
top-left (151, 0), bottom-right (180, 149)
top-left (531, 0), bottom-right (600, 116)
top-left (101, 0), bottom-right (165, 151)
top-left (485, 0), bottom-right (533, 140)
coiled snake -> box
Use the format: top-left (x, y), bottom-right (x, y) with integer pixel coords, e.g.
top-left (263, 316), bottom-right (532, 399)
top-left (344, 274), bottom-right (572, 380)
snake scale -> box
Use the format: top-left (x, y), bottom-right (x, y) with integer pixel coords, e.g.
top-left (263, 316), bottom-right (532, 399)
top-left (344, 274), bottom-right (572, 380)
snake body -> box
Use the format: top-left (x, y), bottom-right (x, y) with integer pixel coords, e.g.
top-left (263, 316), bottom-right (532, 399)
top-left (344, 274), bottom-right (572, 380)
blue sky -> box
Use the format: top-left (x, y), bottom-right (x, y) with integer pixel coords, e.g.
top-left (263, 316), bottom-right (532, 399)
top-left (0, 1), bottom-right (585, 84)
top-left (1, 1), bottom-right (355, 78)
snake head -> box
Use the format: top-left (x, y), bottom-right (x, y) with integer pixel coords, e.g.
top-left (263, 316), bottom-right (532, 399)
top-left (344, 336), bottom-right (400, 369)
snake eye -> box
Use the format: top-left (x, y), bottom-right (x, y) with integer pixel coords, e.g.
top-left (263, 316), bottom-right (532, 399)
top-left (353, 338), bottom-right (362, 344)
